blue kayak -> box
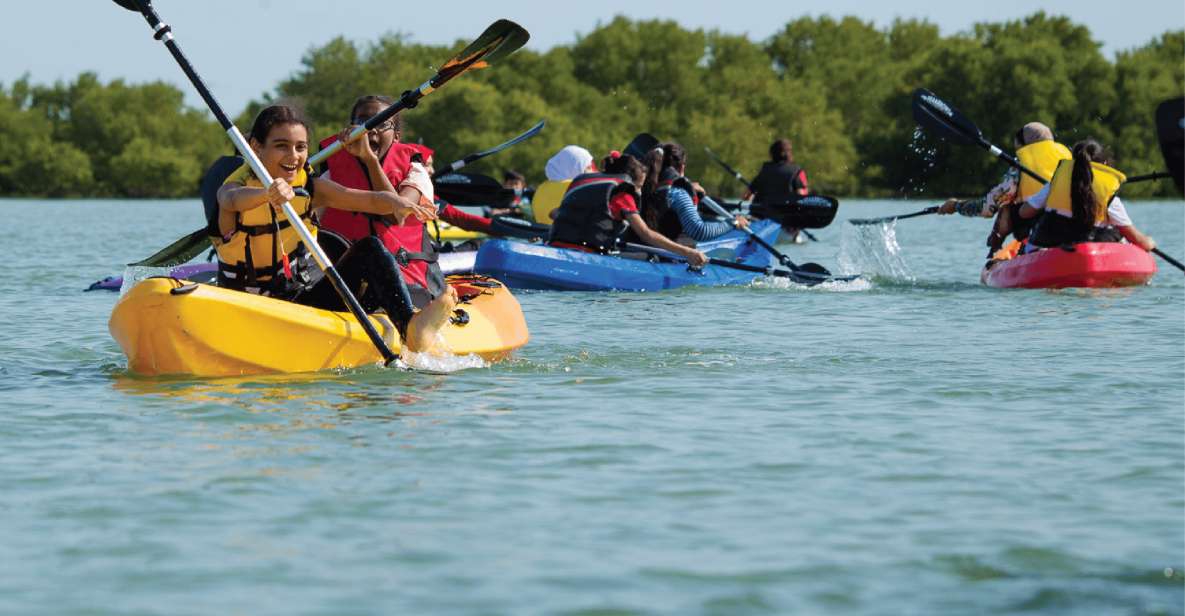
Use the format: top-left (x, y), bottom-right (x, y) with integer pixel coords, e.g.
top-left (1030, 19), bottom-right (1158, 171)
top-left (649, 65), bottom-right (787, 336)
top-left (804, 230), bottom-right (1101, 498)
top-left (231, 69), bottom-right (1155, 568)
top-left (473, 219), bottom-right (782, 291)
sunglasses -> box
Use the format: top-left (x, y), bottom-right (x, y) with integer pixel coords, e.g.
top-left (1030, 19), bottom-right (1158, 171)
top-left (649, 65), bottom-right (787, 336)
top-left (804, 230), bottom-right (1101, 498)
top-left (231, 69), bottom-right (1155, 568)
top-left (351, 117), bottom-right (396, 133)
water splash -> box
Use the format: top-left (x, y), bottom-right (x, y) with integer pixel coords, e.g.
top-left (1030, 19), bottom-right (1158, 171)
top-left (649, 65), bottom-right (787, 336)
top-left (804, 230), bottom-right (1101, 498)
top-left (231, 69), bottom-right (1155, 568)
top-left (838, 221), bottom-right (915, 282)
top-left (398, 350), bottom-right (489, 373)
top-left (118, 265), bottom-right (172, 296)
top-left (751, 275), bottom-right (872, 292)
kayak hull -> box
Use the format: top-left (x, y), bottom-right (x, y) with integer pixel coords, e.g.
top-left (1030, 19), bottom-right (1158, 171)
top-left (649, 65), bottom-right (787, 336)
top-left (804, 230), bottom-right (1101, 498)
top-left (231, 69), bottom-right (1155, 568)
top-left (981, 242), bottom-right (1157, 289)
top-left (109, 275), bottom-right (528, 377)
top-left (474, 219), bottom-right (782, 291)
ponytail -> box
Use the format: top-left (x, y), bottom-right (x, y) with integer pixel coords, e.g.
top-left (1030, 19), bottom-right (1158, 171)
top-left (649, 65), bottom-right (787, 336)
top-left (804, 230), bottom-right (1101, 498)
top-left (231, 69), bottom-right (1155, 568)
top-left (1069, 139), bottom-right (1107, 229)
top-left (660, 142), bottom-right (686, 172)
top-left (642, 147), bottom-right (664, 195)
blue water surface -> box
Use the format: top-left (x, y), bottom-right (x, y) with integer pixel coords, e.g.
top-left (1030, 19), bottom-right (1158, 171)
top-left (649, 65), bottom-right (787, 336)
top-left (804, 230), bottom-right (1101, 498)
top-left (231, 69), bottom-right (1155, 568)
top-left (0, 198), bottom-right (1181, 615)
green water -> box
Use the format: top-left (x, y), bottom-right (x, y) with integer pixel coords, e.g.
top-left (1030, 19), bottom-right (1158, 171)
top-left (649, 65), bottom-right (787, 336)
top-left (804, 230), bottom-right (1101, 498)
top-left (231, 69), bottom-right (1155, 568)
top-left (1, 199), bottom-right (1182, 615)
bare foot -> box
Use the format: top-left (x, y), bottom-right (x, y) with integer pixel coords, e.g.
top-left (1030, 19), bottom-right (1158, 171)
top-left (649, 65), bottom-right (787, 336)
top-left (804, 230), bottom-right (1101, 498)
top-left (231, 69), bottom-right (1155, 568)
top-left (405, 287), bottom-right (458, 354)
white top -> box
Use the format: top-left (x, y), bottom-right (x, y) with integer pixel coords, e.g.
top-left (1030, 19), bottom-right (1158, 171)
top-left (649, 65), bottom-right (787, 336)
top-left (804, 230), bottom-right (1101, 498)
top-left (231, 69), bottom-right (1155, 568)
top-left (544, 145), bottom-right (594, 181)
top-left (1027, 183), bottom-right (1132, 227)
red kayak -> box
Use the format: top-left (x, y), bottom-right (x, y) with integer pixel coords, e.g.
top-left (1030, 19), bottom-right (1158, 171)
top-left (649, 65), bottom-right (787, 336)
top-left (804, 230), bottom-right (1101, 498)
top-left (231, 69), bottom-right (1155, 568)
top-left (982, 242), bottom-right (1157, 289)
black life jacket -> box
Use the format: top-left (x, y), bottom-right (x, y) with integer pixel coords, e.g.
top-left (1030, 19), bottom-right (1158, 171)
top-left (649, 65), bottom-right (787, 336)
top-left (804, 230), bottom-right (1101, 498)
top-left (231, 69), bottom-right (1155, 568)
top-left (547, 173), bottom-right (637, 252)
top-left (750, 161), bottom-right (804, 206)
top-left (644, 167), bottom-right (696, 241)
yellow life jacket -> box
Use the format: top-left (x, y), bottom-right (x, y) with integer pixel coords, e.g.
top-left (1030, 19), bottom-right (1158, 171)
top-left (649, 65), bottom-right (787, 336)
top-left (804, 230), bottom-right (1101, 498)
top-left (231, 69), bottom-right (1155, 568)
top-left (1044, 159), bottom-right (1126, 225)
top-left (214, 164), bottom-right (317, 291)
top-left (530, 180), bottom-right (572, 224)
top-left (1015, 140), bottom-right (1071, 199)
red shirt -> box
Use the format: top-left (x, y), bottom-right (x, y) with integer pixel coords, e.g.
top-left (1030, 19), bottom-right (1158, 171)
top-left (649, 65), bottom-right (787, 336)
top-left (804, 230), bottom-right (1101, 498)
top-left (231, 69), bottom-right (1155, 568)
top-left (438, 202), bottom-right (493, 232)
top-left (609, 192), bottom-right (639, 221)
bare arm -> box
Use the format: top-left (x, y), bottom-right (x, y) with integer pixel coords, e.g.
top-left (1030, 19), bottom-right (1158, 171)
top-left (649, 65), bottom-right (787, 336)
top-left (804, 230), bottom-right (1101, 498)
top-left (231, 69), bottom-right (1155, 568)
top-left (1018, 202), bottom-right (1040, 219)
top-left (1118, 225), bottom-right (1156, 251)
top-left (312, 176), bottom-right (411, 216)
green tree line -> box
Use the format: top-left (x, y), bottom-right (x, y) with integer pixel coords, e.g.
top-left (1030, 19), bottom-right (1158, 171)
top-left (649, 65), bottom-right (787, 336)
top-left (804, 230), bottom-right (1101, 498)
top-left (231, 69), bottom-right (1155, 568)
top-left (2, 13), bottom-right (1181, 199)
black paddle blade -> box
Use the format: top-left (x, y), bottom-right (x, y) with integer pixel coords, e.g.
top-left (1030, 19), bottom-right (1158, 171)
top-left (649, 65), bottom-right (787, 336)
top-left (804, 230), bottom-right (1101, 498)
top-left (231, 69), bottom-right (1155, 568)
top-left (1156, 97), bottom-right (1184, 195)
top-left (112, 0), bottom-right (144, 11)
top-left (912, 88), bottom-right (982, 146)
top-left (434, 172), bottom-right (517, 206)
top-left (489, 215), bottom-right (550, 240)
top-left (435, 20), bottom-right (529, 85)
top-left (751, 195), bottom-right (839, 229)
top-left (623, 133), bottom-right (660, 160)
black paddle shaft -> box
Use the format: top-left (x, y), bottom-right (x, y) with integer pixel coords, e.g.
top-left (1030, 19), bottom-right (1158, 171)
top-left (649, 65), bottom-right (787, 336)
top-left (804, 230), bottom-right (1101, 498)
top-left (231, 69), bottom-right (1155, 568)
top-left (849, 206), bottom-right (940, 225)
top-left (704, 147), bottom-right (754, 190)
top-left (116, 0), bottom-right (398, 364)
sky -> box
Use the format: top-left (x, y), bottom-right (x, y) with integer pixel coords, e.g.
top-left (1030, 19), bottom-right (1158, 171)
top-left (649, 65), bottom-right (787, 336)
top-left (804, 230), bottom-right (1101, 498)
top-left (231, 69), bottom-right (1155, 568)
top-left (1, 0), bottom-right (1182, 115)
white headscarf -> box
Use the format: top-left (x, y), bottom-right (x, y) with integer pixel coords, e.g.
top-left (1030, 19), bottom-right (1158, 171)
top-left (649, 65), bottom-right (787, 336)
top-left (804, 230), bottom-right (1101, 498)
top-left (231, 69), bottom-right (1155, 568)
top-left (545, 145), bottom-right (594, 181)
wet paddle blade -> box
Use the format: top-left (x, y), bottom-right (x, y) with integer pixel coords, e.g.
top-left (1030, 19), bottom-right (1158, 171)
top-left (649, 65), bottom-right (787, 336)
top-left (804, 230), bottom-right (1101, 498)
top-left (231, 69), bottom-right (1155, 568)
top-left (434, 20), bottom-right (529, 85)
top-left (112, 0), bottom-right (143, 11)
top-left (1156, 97), bottom-right (1184, 195)
top-left (912, 88), bottom-right (982, 146)
top-left (128, 227), bottom-right (211, 267)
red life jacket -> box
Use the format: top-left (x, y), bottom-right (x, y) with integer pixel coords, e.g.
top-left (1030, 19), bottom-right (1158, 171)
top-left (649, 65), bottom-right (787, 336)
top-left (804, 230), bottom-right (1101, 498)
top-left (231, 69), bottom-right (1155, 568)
top-left (317, 137), bottom-right (440, 293)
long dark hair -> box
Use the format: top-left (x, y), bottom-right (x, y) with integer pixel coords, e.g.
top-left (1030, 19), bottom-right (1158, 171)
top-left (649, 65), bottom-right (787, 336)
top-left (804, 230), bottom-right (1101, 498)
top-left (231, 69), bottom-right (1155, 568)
top-left (642, 147), bottom-right (664, 195)
top-left (603, 153), bottom-right (646, 187)
top-left (770, 138), bottom-right (793, 163)
top-left (247, 105), bottom-right (309, 145)
top-left (349, 94), bottom-right (402, 134)
top-left (661, 142), bottom-right (686, 172)
top-left (1070, 139), bottom-right (1108, 228)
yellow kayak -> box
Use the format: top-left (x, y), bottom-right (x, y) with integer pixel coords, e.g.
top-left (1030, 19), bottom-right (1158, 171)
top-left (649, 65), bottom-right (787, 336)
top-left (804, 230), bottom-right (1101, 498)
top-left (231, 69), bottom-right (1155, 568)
top-left (109, 275), bottom-right (529, 377)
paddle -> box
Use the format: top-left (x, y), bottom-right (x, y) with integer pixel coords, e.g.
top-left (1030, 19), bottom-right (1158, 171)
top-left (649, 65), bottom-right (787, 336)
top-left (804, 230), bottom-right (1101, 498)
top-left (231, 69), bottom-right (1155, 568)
top-left (622, 243), bottom-right (856, 286)
top-left (849, 206), bottom-right (940, 225)
top-left (433, 120), bottom-right (545, 176)
top-left (913, 88), bottom-right (1185, 273)
top-left (487, 215), bottom-right (550, 241)
top-left (703, 147), bottom-right (819, 242)
top-left (309, 21), bottom-right (529, 167)
top-left (127, 228), bottom-right (209, 267)
top-left (697, 196), bottom-right (836, 280)
top-left (1155, 97), bottom-right (1183, 195)
top-left (122, 16), bottom-right (530, 269)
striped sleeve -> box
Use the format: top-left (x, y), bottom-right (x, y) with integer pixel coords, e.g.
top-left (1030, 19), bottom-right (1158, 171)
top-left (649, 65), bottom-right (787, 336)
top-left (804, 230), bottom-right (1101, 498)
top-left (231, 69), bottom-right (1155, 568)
top-left (669, 188), bottom-right (734, 241)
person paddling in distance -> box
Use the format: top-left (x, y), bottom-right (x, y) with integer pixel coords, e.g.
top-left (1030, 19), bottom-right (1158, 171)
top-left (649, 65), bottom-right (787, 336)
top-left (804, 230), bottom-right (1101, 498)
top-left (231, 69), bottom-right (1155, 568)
top-left (215, 104), bottom-right (454, 353)
top-left (745, 138), bottom-right (808, 243)
top-left (936, 122), bottom-right (1070, 259)
top-left (1017, 138), bottom-right (1156, 253)
top-left (548, 152), bottom-right (708, 267)
top-left (641, 142), bottom-right (749, 244)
